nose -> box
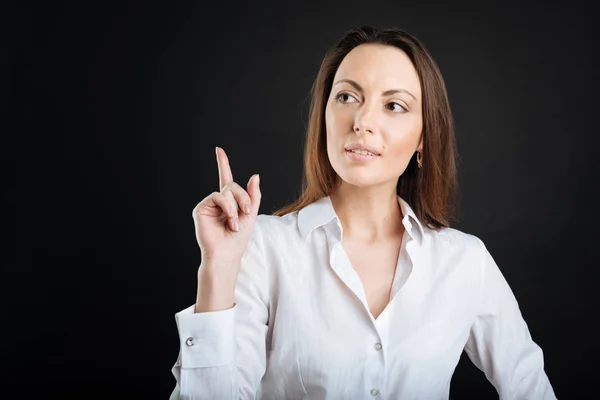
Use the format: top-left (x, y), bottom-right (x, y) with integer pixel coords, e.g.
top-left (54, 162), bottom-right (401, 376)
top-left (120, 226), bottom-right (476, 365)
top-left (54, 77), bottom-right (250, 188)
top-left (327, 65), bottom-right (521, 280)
top-left (353, 104), bottom-right (377, 135)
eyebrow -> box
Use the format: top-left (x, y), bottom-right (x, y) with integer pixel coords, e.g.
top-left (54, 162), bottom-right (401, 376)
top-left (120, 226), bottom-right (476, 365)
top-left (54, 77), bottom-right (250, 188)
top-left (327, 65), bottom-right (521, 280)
top-left (333, 78), bottom-right (417, 101)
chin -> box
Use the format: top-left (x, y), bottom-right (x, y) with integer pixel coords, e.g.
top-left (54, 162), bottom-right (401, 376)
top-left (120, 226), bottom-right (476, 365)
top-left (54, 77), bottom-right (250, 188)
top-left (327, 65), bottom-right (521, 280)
top-left (336, 172), bottom-right (379, 188)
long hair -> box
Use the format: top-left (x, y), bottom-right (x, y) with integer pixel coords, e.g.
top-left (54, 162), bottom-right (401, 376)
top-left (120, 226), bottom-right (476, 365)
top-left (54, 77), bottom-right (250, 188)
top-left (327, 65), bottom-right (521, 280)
top-left (272, 26), bottom-right (459, 230)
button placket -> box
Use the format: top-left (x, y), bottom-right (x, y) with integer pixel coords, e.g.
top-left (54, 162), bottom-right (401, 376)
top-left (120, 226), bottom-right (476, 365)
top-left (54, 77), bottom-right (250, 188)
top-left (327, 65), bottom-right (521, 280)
top-left (366, 334), bottom-right (384, 399)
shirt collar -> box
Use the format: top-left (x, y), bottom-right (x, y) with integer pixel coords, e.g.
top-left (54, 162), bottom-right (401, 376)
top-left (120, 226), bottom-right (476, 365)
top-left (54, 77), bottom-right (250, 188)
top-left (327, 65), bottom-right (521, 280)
top-left (297, 195), bottom-right (425, 242)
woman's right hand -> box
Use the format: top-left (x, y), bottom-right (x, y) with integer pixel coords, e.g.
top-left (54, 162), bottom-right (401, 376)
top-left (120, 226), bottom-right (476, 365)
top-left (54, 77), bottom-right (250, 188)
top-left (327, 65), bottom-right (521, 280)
top-left (192, 147), bottom-right (261, 270)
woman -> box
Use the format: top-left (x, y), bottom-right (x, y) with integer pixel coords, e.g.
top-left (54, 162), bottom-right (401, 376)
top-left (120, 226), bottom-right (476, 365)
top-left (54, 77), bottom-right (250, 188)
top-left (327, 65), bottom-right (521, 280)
top-left (170, 26), bottom-right (557, 399)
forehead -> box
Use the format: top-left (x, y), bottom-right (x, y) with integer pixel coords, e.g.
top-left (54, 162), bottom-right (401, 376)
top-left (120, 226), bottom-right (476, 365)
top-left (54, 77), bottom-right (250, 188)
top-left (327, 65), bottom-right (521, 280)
top-left (334, 44), bottom-right (421, 98)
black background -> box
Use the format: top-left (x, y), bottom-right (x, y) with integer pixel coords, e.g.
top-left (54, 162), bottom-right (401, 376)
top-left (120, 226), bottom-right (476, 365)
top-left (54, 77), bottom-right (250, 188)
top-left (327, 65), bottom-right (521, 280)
top-left (4, 1), bottom-right (598, 398)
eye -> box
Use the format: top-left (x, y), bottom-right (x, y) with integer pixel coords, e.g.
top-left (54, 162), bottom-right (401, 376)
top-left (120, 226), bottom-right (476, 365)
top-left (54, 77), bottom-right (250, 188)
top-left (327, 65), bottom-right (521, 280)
top-left (387, 102), bottom-right (408, 113)
top-left (335, 92), bottom-right (358, 103)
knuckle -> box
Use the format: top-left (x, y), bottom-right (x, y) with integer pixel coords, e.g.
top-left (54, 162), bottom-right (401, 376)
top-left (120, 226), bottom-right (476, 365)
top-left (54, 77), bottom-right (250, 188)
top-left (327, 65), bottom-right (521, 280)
top-left (228, 199), bottom-right (238, 213)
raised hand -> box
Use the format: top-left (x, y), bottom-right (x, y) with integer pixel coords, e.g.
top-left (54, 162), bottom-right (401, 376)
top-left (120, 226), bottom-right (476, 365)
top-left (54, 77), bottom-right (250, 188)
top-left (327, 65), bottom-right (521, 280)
top-left (192, 147), bottom-right (261, 268)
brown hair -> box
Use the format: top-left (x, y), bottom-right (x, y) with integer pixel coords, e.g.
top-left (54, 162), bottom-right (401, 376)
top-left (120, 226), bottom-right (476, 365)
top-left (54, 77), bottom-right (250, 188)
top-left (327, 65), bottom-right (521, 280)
top-left (272, 26), bottom-right (459, 230)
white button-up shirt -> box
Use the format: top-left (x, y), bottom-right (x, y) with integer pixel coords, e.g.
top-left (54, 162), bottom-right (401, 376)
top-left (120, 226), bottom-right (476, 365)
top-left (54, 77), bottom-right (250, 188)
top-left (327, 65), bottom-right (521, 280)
top-left (170, 195), bottom-right (556, 399)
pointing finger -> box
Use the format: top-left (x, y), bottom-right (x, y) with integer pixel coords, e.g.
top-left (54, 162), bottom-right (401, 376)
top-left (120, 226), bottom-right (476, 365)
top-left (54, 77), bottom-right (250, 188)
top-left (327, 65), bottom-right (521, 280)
top-left (216, 147), bottom-right (234, 190)
top-left (246, 174), bottom-right (261, 215)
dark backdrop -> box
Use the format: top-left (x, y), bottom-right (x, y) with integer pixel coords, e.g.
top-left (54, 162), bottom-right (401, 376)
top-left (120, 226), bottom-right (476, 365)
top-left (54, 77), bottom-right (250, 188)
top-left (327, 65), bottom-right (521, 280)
top-left (4, 1), bottom-right (598, 398)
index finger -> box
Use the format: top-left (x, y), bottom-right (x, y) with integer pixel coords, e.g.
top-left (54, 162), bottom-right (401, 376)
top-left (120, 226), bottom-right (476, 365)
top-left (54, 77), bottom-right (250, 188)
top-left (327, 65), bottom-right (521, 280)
top-left (216, 146), bottom-right (234, 190)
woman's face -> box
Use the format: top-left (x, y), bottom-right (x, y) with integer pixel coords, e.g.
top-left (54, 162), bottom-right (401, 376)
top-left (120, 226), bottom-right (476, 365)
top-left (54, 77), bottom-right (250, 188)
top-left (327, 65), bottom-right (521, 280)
top-left (325, 43), bottom-right (423, 189)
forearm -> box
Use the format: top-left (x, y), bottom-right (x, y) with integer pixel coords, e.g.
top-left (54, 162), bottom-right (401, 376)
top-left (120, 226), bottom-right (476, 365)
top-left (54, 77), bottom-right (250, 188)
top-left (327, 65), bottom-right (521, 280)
top-left (195, 260), bottom-right (239, 313)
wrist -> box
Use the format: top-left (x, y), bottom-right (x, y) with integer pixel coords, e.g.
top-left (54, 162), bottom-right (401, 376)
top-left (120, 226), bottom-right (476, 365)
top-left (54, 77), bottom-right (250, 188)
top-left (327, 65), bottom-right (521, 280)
top-left (198, 258), bottom-right (240, 285)
top-left (195, 263), bottom-right (238, 313)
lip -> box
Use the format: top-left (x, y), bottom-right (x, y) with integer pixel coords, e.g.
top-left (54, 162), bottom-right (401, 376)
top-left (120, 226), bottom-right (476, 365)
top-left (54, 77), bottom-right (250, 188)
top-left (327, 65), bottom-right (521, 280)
top-left (344, 142), bottom-right (381, 156)
top-left (345, 149), bottom-right (380, 162)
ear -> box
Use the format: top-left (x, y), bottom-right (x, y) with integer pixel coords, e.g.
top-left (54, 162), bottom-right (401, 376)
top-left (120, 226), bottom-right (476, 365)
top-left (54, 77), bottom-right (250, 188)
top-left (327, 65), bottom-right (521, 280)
top-left (417, 135), bottom-right (423, 153)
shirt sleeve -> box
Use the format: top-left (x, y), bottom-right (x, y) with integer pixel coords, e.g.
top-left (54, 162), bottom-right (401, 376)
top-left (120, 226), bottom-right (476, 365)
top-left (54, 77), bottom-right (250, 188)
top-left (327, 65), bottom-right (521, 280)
top-left (170, 218), bottom-right (270, 400)
top-left (464, 238), bottom-right (557, 400)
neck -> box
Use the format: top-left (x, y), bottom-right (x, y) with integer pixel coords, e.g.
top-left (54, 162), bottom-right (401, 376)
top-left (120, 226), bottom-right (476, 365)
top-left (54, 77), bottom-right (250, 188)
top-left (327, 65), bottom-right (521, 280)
top-left (329, 179), bottom-right (404, 243)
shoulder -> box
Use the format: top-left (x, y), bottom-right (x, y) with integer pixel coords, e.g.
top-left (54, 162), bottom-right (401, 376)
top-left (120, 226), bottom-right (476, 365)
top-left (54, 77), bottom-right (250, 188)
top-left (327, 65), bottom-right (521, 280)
top-left (252, 211), bottom-right (303, 245)
top-left (243, 212), bottom-right (306, 269)
top-left (420, 225), bottom-right (493, 288)
top-left (423, 224), bottom-right (486, 259)
top-left (255, 211), bottom-right (299, 233)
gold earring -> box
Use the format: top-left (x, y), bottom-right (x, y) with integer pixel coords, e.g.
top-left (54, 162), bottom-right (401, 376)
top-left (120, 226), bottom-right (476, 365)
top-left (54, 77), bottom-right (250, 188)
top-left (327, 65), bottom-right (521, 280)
top-left (416, 151), bottom-right (422, 168)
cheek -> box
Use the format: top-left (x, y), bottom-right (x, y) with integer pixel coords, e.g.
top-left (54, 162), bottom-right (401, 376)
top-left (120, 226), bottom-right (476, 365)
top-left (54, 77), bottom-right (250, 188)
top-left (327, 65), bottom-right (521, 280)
top-left (385, 134), bottom-right (421, 171)
top-left (325, 102), bottom-right (351, 136)
top-left (389, 137), bottom-right (414, 155)
top-left (388, 116), bottom-right (422, 151)
top-left (325, 103), bottom-right (337, 137)
top-left (325, 104), bottom-right (346, 153)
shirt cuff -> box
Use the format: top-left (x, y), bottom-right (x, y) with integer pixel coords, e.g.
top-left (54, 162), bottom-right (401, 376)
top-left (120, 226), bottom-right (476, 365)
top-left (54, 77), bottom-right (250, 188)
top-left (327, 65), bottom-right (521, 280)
top-left (175, 303), bottom-right (237, 368)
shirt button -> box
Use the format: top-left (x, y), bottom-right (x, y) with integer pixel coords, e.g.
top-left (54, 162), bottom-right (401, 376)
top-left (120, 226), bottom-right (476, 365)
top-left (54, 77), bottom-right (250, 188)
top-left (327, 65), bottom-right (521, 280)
top-left (185, 337), bottom-right (195, 346)
top-left (370, 388), bottom-right (380, 396)
top-left (374, 342), bottom-right (382, 351)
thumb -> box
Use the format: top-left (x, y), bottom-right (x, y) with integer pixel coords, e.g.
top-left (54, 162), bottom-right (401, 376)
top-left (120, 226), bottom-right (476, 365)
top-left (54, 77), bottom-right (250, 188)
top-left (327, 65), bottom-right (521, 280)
top-left (247, 174), bottom-right (261, 214)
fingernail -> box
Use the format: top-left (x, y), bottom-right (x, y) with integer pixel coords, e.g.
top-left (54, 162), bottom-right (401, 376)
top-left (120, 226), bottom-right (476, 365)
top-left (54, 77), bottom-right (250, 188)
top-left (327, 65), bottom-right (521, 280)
top-left (233, 218), bottom-right (239, 231)
top-left (244, 204), bottom-right (251, 214)
top-left (256, 174), bottom-right (260, 185)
